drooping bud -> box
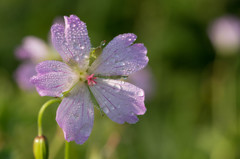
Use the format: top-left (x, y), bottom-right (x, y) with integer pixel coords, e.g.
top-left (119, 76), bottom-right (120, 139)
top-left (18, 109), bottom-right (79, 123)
top-left (33, 135), bottom-right (48, 159)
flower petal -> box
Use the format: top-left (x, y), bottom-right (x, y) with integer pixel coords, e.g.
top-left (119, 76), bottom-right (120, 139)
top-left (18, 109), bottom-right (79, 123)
top-left (35, 60), bottom-right (73, 74)
top-left (64, 15), bottom-right (91, 69)
top-left (89, 78), bottom-right (146, 124)
top-left (51, 15), bottom-right (91, 69)
top-left (89, 33), bottom-right (148, 76)
top-left (15, 63), bottom-right (36, 90)
top-left (15, 36), bottom-right (49, 62)
top-left (56, 84), bottom-right (94, 144)
top-left (128, 67), bottom-right (155, 99)
top-left (30, 61), bottom-right (79, 97)
top-left (51, 24), bottom-right (72, 63)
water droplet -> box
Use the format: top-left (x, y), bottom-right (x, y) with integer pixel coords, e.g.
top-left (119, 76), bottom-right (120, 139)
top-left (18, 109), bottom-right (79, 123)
top-left (100, 40), bottom-right (106, 46)
top-left (103, 100), bottom-right (108, 106)
top-left (110, 106), bottom-right (115, 110)
top-left (111, 59), bottom-right (116, 63)
top-left (121, 76), bottom-right (127, 80)
top-left (83, 55), bottom-right (89, 59)
top-left (74, 56), bottom-right (80, 61)
top-left (116, 62), bottom-right (125, 66)
top-left (64, 42), bottom-right (68, 46)
top-left (102, 107), bottom-right (109, 114)
top-left (137, 90), bottom-right (144, 97)
top-left (114, 84), bottom-right (121, 93)
top-left (80, 46), bottom-right (85, 49)
top-left (120, 81), bottom-right (125, 84)
top-left (71, 23), bottom-right (76, 27)
top-left (79, 124), bottom-right (91, 136)
top-left (73, 112), bottom-right (79, 118)
top-left (73, 43), bottom-right (80, 49)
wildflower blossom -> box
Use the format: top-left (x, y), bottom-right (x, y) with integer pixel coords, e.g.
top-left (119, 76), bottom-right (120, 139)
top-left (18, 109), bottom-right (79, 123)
top-left (208, 15), bottom-right (240, 55)
top-left (31, 15), bottom-right (149, 144)
top-left (15, 36), bottom-right (59, 90)
top-left (128, 67), bottom-right (155, 99)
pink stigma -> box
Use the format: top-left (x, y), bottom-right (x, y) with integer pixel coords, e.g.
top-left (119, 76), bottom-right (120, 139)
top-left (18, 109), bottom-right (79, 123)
top-left (87, 74), bottom-right (97, 86)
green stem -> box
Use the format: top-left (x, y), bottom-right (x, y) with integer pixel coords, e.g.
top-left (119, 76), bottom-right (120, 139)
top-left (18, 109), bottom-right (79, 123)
top-left (38, 98), bottom-right (61, 136)
top-left (65, 141), bottom-right (70, 159)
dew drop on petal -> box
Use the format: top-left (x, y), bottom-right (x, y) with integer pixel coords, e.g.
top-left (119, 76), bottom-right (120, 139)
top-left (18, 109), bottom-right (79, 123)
top-left (74, 56), bottom-right (80, 61)
top-left (71, 23), bottom-right (76, 27)
top-left (110, 106), bottom-right (115, 110)
top-left (102, 107), bottom-right (109, 114)
top-left (137, 90), bottom-right (144, 97)
top-left (83, 55), bottom-right (89, 59)
top-left (103, 100), bottom-right (108, 106)
top-left (73, 43), bottom-right (80, 50)
top-left (114, 84), bottom-right (121, 93)
top-left (79, 124), bottom-right (91, 136)
top-left (117, 62), bottom-right (125, 66)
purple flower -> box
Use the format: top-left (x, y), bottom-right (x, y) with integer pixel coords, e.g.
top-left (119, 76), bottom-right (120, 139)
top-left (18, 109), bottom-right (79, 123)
top-left (128, 67), bottom-right (155, 99)
top-left (15, 36), bottom-right (59, 90)
top-left (208, 15), bottom-right (240, 55)
top-left (15, 36), bottom-right (49, 62)
top-left (14, 63), bottom-right (37, 90)
top-left (31, 15), bottom-right (149, 144)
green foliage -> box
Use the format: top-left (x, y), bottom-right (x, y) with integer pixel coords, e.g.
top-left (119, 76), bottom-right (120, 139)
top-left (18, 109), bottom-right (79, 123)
top-left (0, 0), bottom-right (240, 158)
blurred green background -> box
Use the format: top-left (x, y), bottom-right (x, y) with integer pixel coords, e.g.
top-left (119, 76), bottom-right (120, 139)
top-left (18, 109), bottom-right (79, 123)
top-left (1, 0), bottom-right (240, 158)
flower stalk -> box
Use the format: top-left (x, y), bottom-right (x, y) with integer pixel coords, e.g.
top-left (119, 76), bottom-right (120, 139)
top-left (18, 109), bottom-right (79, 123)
top-left (38, 98), bottom-right (61, 136)
top-left (65, 141), bottom-right (70, 159)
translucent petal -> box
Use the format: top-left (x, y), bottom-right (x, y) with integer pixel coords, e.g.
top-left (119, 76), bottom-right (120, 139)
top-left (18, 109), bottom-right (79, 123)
top-left (128, 67), bottom-right (155, 99)
top-left (89, 33), bottom-right (148, 76)
top-left (51, 24), bottom-right (73, 63)
top-left (15, 63), bottom-right (36, 90)
top-left (90, 78), bottom-right (146, 124)
top-left (64, 15), bottom-right (91, 69)
top-left (56, 84), bottom-right (94, 144)
top-left (30, 61), bottom-right (79, 97)
top-left (15, 36), bottom-right (48, 62)
top-left (51, 15), bottom-right (91, 69)
top-left (36, 60), bottom-right (73, 74)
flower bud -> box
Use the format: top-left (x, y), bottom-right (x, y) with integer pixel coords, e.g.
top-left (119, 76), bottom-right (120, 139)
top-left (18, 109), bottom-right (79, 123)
top-left (33, 135), bottom-right (48, 159)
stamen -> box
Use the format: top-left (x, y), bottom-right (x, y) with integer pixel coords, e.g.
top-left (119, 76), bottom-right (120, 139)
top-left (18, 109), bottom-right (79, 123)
top-left (87, 74), bottom-right (97, 86)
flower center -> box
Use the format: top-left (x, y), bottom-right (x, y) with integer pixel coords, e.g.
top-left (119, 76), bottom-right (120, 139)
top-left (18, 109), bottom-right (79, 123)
top-left (79, 71), bottom-right (87, 82)
top-left (87, 74), bottom-right (97, 86)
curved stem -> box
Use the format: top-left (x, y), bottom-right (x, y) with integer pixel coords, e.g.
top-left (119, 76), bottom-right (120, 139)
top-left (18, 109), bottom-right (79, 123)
top-left (65, 141), bottom-right (70, 159)
top-left (38, 98), bottom-right (61, 136)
